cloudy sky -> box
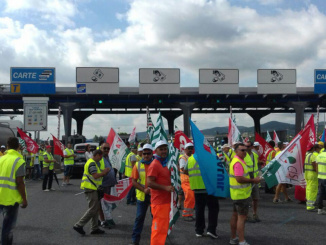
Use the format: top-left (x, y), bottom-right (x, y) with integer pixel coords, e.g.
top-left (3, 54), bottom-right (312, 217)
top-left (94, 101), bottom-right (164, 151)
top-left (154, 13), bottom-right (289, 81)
top-left (0, 0), bottom-right (325, 139)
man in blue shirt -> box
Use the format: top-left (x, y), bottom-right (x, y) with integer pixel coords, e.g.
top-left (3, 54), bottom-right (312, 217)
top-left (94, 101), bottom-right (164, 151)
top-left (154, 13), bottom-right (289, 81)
top-left (99, 142), bottom-right (117, 228)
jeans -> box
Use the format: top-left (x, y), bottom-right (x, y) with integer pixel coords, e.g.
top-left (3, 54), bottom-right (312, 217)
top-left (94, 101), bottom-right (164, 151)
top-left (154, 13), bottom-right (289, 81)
top-left (132, 194), bottom-right (151, 243)
top-left (194, 193), bottom-right (219, 235)
top-left (33, 165), bottom-right (41, 180)
top-left (42, 170), bottom-right (53, 190)
top-left (127, 186), bottom-right (136, 204)
top-left (316, 179), bottom-right (326, 209)
top-left (0, 203), bottom-right (19, 245)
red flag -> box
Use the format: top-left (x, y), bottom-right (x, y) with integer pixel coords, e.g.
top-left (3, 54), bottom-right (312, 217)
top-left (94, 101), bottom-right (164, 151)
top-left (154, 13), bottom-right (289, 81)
top-left (52, 134), bottom-right (65, 156)
top-left (244, 137), bottom-right (249, 143)
top-left (16, 127), bottom-right (39, 154)
top-left (255, 132), bottom-right (274, 160)
top-left (174, 130), bottom-right (193, 153)
top-left (128, 127), bottom-right (136, 143)
top-left (304, 115), bottom-right (316, 148)
top-left (273, 131), bottom-right (280, 144)
top-left (103, 178), bottom-right (133, 203)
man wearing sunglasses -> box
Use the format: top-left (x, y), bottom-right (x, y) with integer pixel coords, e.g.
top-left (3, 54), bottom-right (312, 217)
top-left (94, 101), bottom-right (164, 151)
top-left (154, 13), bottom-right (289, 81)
top-left (130, 144), bottom-right (154, 245)
top-left (99, 143), bottom-right (117, 229)
top-left (229, 143), bottom-right (261, 245)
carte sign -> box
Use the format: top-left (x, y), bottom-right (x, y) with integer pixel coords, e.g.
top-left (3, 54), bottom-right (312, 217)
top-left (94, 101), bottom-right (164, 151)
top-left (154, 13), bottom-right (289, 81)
top-left (23, 97), bottom-right (49, 131)
top-left (199, 69), bottom-right (239, 94)
top-left (10, 67), bottom-right (55, 94)
top-left (314, 69), bottom-right (326, 94)
top-left (257, 69), bottom-right (296, 94)
top-left (76, 67), bottom-right (119, 94)
top-left (139, 68), bottom-right (180, 94)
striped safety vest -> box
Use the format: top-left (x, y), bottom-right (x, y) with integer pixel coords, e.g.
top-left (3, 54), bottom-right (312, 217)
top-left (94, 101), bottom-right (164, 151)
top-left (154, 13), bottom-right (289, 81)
top-left (43, 152), bottom-right (54, 170)
top-left (0, 149), bottom-right (26, 205)
top-left (64, 148), bottom-right (74, 165)
top-left (316, 152), bottom-right (326, 179)
top-left (304, 152), bottom-right (317, 180)
top-left (80, 158), bottom-right (105, 190)
top-left (188, 155), bottom-right (205, 190)
top-left (229, 156), bottom-right (251, 200)
top-left (125, 152), bottom-right (135, 177)
top-left (135, 161), bottom-right (146, 202)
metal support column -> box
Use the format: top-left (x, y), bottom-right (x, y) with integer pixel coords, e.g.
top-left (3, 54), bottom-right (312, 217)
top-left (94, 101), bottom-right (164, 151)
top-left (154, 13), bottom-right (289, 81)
top-left (179, 102), bottom-right (196, 137)
top-left (161, 111), bottom-right (183, 135)
top-left (72, 111), bottom-right (93, 135)
top-left (60, 102), bottom-right (77, 143)
top-left (288, 102), bottom-right (308, 134)
top-left (247, 111), bottom-right (270, 135)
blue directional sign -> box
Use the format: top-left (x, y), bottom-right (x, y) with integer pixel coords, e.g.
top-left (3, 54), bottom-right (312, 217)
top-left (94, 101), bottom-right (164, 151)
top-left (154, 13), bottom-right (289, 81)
top-left (77, 84), bottom-right (86, 94)
top-left (10, 67), bottom-right (56, 94)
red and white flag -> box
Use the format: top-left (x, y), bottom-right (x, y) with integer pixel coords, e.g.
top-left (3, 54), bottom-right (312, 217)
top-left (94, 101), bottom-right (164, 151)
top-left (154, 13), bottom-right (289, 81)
top-left (16, 128), bottom-right (39, 154)
top-left (52, 134), bottom-right (65, 156)
top-left (304, 115), bottom-right (316, 148)
top-left (244, 137), bottom-right (249, 143)
top-left (174, 129), bottom-right (192, 154)
top-left (128, 127), bottom-right (136, 143)
top-left (273, 131), bottom-right (280, 145)
top-left (103, 178), bottom-right (133, 203)
top-left (255, 132), bottom-right (274, 160)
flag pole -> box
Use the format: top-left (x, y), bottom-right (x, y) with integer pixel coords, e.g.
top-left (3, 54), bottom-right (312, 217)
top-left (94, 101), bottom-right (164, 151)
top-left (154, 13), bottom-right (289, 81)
top-left (316, 105), bottom-right (320, 137)
top-left (146, 106), bottom-right (150, 143)
top-left (230, 105), bottom-right (232, 120)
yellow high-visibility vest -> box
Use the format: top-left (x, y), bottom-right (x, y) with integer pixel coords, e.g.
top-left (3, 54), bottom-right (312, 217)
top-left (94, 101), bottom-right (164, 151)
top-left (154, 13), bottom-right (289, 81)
top-left (64, 148), bottom-right (74, 165)
top-left (229, 157), bottom-right (251, 200)
top-left (135, 162), bottom-right (146, 201)
top-left (80, 158), bottom-right (104, 190)
top-left (43, 152), bottom-right (54, 170)
top-left (125, 152), bottom-right (135, 177)
top-left (304, 152), bottom-right (317, 180)
top-left (316, 152), bottom-right (326, 179)
top-left (0, 149), bottom-right (26, 205)
top-left (188, 156), bottom-right (205, 190)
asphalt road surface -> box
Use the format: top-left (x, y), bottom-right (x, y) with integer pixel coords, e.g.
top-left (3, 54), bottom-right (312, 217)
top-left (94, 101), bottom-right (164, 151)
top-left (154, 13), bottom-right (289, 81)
top-left (5, 176), bottom-right (326, 245)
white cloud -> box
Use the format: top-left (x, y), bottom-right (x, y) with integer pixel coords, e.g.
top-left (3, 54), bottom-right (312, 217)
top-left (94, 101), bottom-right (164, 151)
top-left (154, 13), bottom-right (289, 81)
top-left (4, 0), bottom-right (77, 27)
top-left (1, 0), bottom-right (326, 139)
top-left (257, 0), bottom-right (283, 5)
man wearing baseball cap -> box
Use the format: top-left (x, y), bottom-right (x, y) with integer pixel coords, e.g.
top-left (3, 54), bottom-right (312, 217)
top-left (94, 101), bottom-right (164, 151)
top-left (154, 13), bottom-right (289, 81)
top-left (130, 144), bottom-right (154, 245)
top-left (179, 142), bottom-right (195, 221)
top-left (147, 140), bottom-right (174, 245)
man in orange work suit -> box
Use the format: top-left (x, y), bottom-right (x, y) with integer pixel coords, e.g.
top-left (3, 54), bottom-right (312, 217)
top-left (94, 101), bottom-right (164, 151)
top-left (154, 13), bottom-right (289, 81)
top-left (179, 142), bottom-right (195, 221)
top-left (147, 140), bottom-right (174, 245)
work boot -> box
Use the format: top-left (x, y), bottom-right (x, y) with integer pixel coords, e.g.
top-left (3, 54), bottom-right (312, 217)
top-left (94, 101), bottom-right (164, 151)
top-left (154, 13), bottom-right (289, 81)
top-left (90, 229), bottom-right (105, 234)
top-left (73, 225), bottom-right (85, 235)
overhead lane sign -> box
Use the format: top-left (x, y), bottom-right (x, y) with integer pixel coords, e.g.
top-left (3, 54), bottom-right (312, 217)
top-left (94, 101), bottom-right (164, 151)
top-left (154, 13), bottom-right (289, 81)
top-left (10, 67), bottom-right (56, 94)
top-left (139, 68), bottom-right (180, 94)
top-left (314, 69), bottom-right (326, 94)
top-left (76, 67), bottom-right (119, 94)
top-left (199, 69), bottom-right (239, 94)
top-left (257, 69), bottom-right (296, 94)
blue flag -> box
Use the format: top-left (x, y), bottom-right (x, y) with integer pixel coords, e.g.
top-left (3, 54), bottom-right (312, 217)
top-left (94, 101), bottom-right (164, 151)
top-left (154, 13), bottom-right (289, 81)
top-left (321, 129), bottom-right (325, 142)
top-left (190, 119), bottom-right (230, 197)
